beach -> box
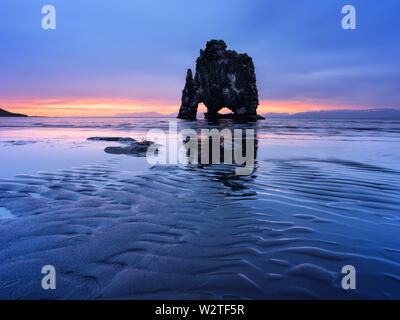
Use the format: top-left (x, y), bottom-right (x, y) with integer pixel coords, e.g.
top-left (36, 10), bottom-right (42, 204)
top-left (0, 116), bottom-right (400, 299)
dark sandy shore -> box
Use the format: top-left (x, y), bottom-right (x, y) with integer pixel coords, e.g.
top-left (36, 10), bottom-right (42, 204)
top-left (0, 117), bottom-right (400, 299)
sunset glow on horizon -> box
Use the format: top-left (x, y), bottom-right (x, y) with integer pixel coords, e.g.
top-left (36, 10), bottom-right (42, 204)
top-left (1, 1), bottom-right (399, 118)
top-left (1, 98), bottom-right (371, 117)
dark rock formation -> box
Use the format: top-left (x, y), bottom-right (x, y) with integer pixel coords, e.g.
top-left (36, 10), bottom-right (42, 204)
top-left (87, 137), bottom-right (135, 142)
top-left (178, 40), bottom-right (264, 120)
top-left (0, 108), bottom-right (27, 117)
top-left (104, 142), bottom-right (150, 156)
top-left (87, 136), bottom-right (156, 157)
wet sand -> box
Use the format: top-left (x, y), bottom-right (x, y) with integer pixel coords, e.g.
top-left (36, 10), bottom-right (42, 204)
top-left (0, 117), bottom-right (399, 299)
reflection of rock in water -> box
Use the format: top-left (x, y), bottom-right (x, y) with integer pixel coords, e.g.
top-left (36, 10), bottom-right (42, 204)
top-left (199, 165), bottom-right (258, 196)
top-left (181, 120), bottom-right (259, 177)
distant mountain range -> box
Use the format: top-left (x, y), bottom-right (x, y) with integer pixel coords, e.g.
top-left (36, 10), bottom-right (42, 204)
top-left (115, 108), bottom-right (400, 120)
top-left (262, 108), bottom-right (400, 120)
top-left (3, 107), bottom-right (399, 119)
top-left (0, 108), bottom-right (27, 117)
top-left (114, 112), bottom-right (176, 118)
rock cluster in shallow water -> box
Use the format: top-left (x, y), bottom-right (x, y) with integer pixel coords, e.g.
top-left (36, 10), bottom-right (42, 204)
top-left (178, 40), bottom-right (263, 120)
top-left (87, 137), bottom-right (153, 156)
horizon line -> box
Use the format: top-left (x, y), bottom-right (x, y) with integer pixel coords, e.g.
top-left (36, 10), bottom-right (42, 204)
top-left (2, 106), bottom-right (400, 118)
top-left (2, 99), bottom-right (397, 117)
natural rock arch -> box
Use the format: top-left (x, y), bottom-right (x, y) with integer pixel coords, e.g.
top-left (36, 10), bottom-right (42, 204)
top-left (177, 40), bottom-right (264, 120)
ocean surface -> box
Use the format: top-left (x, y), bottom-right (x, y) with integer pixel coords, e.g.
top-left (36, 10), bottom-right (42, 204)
top-left (0, 117), bottom-right (399, 299)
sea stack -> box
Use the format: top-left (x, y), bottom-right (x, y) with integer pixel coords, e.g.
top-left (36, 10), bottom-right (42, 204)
top-left (178, 40), bottom-right (263, 120)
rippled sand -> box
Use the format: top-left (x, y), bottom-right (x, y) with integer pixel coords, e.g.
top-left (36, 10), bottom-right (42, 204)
top-left (0, 117), bottom-right (399, 299)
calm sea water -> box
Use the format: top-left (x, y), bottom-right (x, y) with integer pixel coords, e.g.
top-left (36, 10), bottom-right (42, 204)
top-left (0, 117), bottom-right (399, 299)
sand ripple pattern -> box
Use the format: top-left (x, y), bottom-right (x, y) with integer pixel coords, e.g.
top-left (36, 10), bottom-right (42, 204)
top-left (0, 156), bottom-right (400, 299)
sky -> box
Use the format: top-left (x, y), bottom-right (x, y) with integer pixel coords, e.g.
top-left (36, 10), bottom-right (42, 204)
top-left (0, 0), bottom-right (399, 116)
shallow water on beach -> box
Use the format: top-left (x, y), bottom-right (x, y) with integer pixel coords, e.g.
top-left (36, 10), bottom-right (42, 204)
top-left (0, 117), bottom-right (399, 299)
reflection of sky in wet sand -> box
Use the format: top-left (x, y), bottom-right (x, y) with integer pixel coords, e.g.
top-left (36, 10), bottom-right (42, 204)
top-left (0, 207), bottom-right (13, 218)
top-left (0, 126), bottom-right (151, 178)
